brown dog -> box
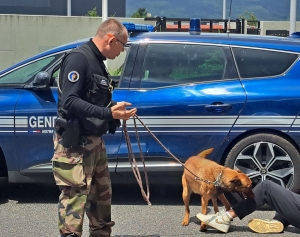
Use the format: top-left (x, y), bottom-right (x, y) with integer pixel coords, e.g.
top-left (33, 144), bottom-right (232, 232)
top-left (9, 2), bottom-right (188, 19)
top-left (181, 148), bottom-right (254, 231)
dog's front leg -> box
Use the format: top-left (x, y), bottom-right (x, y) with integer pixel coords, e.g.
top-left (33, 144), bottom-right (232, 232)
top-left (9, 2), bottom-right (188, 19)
top-left (211, 197), bottom-right (219, 213)
top-left (200, 196), bottom-right (209, 232)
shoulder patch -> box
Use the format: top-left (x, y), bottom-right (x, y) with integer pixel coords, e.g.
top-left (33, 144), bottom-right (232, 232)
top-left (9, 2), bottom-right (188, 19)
top-left (68, 71), bottom-right (80, 83)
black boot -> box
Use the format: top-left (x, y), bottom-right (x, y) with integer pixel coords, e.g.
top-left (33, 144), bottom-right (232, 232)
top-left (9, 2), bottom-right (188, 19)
top-left (62, 234), bottom-right (79, 237)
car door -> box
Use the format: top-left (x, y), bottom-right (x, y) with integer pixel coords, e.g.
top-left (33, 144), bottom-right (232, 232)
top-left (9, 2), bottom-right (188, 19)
top-left (13, 43), bottom-right (138, 177)
top-left (10, 53), bottom-right (64, 177)
top-left (0, 87), bottom-right (22, 175)
top-left (115, 42), bottom-right (246, 173)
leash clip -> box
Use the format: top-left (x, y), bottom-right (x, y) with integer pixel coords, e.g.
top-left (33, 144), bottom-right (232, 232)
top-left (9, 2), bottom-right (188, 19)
top-left (213, 169), bottom-right (224, 188)
top-left (213, 180), bottom-right (221, 187)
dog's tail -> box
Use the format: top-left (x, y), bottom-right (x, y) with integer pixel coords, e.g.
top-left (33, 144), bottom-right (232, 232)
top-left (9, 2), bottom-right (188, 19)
top-left (197, 148), bottom-right (214, 158)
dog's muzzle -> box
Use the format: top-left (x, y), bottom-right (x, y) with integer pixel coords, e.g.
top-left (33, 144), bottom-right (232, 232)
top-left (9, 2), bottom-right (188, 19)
top-left (242, 188), bottom-right (254, 199)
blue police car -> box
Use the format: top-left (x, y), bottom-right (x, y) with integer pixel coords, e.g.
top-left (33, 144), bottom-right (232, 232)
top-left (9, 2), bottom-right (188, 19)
top-left (0, 20), bottom-right (300, 194)
top-left (288, 32), bottom-right (300, 39)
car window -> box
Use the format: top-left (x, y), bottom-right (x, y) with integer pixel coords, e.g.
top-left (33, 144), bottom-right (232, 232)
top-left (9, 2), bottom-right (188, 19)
top-left (50, 47), bottom-right (129, 88)
top-left (140, 44), bottom-right (227, 88)
top-left (0, 53), bottom-right (64, 84)
top-left (107, 47), bottom-right (128, 78)
top-left (232, 47), bottom-right (298, 78)
top-left (51, 67), bottom-right (61, 87)
top-left (49, 46), bottom-right (130, 88)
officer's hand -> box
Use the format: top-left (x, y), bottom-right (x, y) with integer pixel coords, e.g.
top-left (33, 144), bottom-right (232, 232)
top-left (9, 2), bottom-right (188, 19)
top-left (111, 102), bottom-right (137, 120)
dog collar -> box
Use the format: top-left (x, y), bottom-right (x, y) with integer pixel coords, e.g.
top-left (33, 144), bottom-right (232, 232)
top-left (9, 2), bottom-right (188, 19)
top-left (194, 169), bottom-right (224, 188)
top-left (213, 169), bottom-right (223, 188)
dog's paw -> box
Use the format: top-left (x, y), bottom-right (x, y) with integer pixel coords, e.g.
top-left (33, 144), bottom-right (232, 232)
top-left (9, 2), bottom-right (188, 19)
top-left (181, 220), bottom-right (189, 226)
top-left (200, 223), bottom-right (208, 232)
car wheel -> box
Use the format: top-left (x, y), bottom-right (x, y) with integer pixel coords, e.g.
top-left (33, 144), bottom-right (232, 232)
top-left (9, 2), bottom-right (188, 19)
top-left (225, 133), bottom-right (300, 200)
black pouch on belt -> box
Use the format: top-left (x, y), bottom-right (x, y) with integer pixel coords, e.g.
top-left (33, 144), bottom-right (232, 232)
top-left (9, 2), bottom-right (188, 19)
top-left (60, 118), bottom-right (81, 148)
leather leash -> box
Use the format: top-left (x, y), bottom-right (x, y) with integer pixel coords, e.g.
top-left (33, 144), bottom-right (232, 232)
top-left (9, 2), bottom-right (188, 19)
top-left (123, 114), bottom-right (223, 205)
top-left (123, 116), bottom-right (151, 205)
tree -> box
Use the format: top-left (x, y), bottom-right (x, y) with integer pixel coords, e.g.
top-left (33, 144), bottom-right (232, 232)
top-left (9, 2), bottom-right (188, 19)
top-left (86, 7), bottom-right (99, 17)
top-left (85, 7), bottom-right (116, 17)
top-left (239, 11), bottom-right (259, 27)
top-left (130, 8), bottom-right (147, 18)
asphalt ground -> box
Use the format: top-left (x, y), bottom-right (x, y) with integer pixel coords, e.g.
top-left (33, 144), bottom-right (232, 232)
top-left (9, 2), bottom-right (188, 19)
top-left (0, 183), bottom-right (299, 237)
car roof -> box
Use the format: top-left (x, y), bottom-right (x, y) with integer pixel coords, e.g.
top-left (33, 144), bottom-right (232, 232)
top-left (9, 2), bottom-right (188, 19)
top-left (129, 32), bottom-right (300, 52)
top-left (1, 32), bottom-right (300, 75)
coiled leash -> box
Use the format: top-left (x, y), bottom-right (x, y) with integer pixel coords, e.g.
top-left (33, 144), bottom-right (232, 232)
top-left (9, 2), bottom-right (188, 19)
top-left (123, 114), bottom-right (223, 205)
top-left (123, 116), bottom-right (151, 205)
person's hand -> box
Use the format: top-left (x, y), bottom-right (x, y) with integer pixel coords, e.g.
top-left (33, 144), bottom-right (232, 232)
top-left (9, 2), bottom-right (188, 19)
top-left (111, 101), bottom-right (137, 120)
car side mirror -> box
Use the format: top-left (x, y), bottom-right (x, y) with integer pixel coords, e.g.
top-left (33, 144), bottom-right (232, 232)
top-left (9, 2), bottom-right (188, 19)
top-left (31, 71), bottom-right (50, 89)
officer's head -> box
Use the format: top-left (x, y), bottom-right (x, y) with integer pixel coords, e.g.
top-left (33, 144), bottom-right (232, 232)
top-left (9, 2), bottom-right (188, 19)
top-left (93, 19), bottom-right (128, 60)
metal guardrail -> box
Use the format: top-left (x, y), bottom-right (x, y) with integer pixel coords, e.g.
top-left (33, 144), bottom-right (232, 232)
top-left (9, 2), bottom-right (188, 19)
top-left (266, 30), bottom-right (289, 37)
top-left (144, 17), bottom-right (261, 35)
top-left (247, 20), bottom-right (261, 35)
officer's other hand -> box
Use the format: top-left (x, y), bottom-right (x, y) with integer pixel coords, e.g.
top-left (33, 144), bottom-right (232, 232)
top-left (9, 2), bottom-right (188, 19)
top-left (116, 101), bottom-right (132, 107)
top-left (111, 102), bottom-right (137, 120)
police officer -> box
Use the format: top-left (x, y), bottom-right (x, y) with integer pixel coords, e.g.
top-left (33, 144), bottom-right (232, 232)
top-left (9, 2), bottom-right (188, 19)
top-left (51, 19), bottom-right (137, 237)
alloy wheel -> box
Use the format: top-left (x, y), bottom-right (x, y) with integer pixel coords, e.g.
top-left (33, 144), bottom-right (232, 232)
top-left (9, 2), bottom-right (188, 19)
top-left (233, 141), bottom-right (294, 188)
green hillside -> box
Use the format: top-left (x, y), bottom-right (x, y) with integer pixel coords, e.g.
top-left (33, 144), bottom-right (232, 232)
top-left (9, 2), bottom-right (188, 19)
top-left (126, 0), bottom-right (300, 21)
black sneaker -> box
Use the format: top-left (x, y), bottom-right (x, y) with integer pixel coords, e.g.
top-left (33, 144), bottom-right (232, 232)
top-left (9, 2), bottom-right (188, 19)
top-left (63, 234), bottom-right (79, 237)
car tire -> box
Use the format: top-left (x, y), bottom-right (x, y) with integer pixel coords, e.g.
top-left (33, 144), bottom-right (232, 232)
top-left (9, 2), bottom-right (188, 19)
top-left (224, 133), bottom-right (300, 201)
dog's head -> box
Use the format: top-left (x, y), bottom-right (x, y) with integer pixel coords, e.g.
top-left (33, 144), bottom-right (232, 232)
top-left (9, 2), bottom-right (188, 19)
top-left (222, 169), bottom-right (254, 199)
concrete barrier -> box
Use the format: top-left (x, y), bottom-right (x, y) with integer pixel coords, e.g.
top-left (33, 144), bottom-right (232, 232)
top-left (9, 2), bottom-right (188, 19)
top-left (0, 14), bottom-right (155, 71)
top-left (260, 21), bottom-right (300, 36)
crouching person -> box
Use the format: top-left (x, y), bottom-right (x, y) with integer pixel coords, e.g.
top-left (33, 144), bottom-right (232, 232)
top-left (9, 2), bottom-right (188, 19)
top-left (196, 180), bottom-right (300, 233)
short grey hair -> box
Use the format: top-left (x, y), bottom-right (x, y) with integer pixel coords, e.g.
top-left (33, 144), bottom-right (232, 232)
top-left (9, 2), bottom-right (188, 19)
top-left (96, 18), bottom-right (127, 38)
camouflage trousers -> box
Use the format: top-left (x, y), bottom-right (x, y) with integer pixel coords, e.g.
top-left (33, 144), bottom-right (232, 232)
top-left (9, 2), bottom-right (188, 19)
top-left (51, 133), bottom-right (114, 237)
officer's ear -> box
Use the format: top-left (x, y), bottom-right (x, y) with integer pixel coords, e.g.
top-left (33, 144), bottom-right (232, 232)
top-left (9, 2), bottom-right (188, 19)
top-left (107, 34), bottom-right (115, 45)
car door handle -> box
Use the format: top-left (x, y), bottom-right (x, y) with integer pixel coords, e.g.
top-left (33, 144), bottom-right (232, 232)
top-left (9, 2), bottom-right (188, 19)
top-left (205, 103), bottom-right (232, 113)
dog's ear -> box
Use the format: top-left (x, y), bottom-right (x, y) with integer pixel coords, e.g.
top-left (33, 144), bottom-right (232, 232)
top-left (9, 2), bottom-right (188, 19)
top-left (230, 179), bottom-right (241, 186)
